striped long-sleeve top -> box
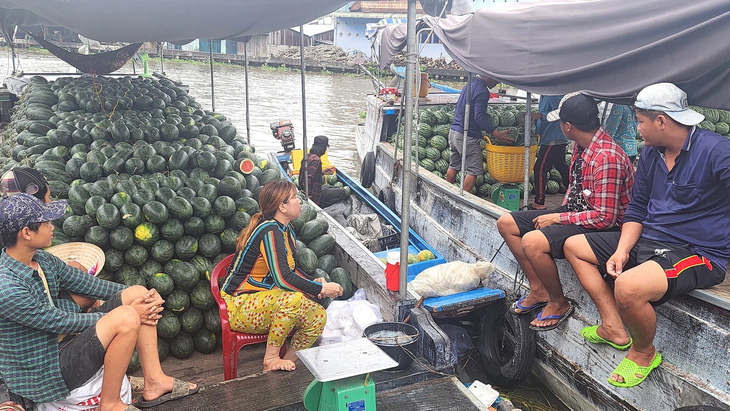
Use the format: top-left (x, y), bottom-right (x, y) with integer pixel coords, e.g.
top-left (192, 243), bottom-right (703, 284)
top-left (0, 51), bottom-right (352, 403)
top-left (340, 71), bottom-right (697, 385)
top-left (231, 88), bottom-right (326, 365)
top-left (222, 220), bottom-right (322, 298)
top-left (0, 250), bottom-right (125, 403)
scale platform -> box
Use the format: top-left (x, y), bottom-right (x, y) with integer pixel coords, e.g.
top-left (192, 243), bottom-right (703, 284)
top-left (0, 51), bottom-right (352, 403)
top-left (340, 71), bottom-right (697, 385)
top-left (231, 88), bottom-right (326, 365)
top-left (297, 337), bottom-right (398, 382)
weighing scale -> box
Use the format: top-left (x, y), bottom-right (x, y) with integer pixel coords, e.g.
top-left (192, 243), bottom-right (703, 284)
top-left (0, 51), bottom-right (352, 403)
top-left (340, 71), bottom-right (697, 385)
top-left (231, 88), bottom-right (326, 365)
top-left (297, 338), bottom-right (399, 411)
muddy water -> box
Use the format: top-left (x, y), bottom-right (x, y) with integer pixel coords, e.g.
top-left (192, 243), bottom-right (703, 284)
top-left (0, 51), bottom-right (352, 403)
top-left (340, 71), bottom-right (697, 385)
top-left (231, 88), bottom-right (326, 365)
top-left (1, 48), bottom-right (374, 176)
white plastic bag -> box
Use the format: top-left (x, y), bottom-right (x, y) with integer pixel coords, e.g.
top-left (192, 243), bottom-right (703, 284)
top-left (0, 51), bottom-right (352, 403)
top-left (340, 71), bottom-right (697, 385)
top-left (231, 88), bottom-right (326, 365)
top-left (319, 289), bottom-right (383, 345)
top-left (408, 261), bottom-right (494, 297)
top-left (36, 367), bottom-right (132, 411)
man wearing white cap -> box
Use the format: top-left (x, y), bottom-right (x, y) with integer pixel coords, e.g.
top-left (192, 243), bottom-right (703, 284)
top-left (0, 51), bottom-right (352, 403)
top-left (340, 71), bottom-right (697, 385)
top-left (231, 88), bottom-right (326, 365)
top-left (564, 83), bottom-right (730, 388)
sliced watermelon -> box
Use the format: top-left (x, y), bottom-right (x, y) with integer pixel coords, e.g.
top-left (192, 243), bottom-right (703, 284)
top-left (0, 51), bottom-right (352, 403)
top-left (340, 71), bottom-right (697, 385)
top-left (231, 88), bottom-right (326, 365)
top-left (238, 158), bottom-right (255, 174)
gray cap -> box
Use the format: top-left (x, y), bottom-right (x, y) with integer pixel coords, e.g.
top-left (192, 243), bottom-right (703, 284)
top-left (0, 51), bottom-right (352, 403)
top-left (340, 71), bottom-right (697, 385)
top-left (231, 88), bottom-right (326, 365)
top-left (0, 193), bottom-right (66, 234)
top-left (634, 83), bottom-right (705, 126)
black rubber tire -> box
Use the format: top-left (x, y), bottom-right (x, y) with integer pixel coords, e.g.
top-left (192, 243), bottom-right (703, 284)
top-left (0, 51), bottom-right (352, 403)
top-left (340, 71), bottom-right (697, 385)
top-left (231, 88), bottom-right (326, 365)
top-left (478, 299), bottom-right (536, 388)
top-left (360, 151), bottom-right (376, 189)
top-left (378, 187), bottom-right (396, 212)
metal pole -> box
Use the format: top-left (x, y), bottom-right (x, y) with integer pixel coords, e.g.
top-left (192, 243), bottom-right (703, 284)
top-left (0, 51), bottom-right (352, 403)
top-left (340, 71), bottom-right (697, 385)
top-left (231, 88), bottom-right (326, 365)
top-left (160, 42), bottom-right (164, 74)
top-left (244, 41), bottom-right (251, 145)
top-left (209, 39), bottom-right (215, 112)
top-left (132, 57), bottom-right (136, 75)
top-left (522, 92), bottom-right (532, 208)
top-left (399, 0), bottom-right (417, 300)
top-left (460, 73), bottom-right (472, 196)
top-left (300, 26), bottom-right (309, 199)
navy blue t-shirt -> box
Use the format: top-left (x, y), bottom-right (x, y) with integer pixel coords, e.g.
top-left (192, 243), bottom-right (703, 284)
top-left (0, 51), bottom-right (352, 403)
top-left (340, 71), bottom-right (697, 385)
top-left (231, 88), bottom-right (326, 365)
top-left (450, 77), bottom-right (495, 139)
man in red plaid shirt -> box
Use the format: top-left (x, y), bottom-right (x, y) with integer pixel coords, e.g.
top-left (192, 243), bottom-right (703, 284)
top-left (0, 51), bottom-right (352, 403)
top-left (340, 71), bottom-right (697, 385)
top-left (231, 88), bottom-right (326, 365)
top-left (497, 93), bottom-right (634, 331)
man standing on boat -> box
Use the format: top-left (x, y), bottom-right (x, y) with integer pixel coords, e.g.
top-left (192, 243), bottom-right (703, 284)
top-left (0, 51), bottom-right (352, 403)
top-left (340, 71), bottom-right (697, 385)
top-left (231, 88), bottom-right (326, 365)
top-left (563, 83), bottom-right (730, 388)
top-left (530, 95), bottom-right (570, 210)
top-left (497, 93), bottom-right (634, 331)
top-left (446, 75), bottom-right (511, 193)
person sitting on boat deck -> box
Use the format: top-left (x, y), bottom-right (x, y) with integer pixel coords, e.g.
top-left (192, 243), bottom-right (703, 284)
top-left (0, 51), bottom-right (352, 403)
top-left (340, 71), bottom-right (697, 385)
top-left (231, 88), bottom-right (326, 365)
top-left (0, 167), bottom-right (98, 312)
top-left (221, 181), bottom-right (343, 373)
top-left (563, 83), bottom-right (730, 388)
top-left (299, 135), bottom-right (348, 208)
top-left (0, 193), bottom-right (198, 411)
top-left (599, 102), bottom-right (639, 163)
top-left (496, 92), bottom-right (634, 331)
top-left (446, 75), bottom-right (512, 193)
top-left (530, 95), bottom-right (570, 210)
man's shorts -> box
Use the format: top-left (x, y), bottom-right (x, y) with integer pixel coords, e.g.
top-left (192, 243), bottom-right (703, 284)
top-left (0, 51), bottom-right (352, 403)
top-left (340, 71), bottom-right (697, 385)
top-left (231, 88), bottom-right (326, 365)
top-left (585, 231), bottom-right (726, 306)
top-left (448, 129), bottom-right (483, 176)
top-left (511, 206), bottom-right (618, 259)
top-left (59, 290), bottom-right (124, 391)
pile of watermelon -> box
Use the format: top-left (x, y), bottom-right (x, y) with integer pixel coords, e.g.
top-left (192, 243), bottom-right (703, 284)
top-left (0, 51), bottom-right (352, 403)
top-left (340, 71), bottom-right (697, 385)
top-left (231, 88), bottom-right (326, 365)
top-left (388, 104), bottom-right (539, 199)
top-left (0, 75), bottom-right (355, 369)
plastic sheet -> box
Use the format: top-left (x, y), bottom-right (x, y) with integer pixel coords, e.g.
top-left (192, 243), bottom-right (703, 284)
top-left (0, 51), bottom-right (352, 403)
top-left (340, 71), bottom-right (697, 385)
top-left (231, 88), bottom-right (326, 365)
top-left (319, 289), bottom-right (383, 345)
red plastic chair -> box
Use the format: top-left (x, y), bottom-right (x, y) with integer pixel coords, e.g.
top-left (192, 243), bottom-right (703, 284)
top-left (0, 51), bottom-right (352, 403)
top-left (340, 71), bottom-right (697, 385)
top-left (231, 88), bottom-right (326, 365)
top-left (210, 253), bottom-right (269, 380)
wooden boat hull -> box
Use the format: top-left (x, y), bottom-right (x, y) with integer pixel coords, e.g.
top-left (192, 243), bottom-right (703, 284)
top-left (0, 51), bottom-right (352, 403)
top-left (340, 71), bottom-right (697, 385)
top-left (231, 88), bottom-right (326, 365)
top-left (360, 130), bottom-right (730, 410)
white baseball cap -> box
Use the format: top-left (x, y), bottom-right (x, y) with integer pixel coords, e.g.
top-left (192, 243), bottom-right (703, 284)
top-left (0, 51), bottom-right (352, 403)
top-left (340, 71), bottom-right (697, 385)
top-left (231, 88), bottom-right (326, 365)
top-left (634, 83), bottom-right (705, 126)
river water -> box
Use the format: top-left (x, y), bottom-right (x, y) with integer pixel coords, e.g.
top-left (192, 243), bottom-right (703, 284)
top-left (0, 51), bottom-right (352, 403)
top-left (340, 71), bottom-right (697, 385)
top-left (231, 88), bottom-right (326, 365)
top-left (1, 48), bottom-right (374, 177)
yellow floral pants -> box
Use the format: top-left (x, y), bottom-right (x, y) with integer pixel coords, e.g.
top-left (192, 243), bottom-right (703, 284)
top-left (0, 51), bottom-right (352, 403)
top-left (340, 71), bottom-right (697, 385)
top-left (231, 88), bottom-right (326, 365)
top-left (222, 289), bottom-right (327, 349)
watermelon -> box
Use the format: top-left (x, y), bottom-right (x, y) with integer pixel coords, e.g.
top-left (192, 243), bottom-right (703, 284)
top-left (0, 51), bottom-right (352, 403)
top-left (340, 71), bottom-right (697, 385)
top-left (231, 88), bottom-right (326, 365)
top-left (124, 244), bottom-right (148, 268)
top-left (139, 260), bottom-right (163, 281)
top-left (330, 267), bottom-right (354, 300)
top-left (180, 307), bottom-right (204, 334)
top-left (150, 240), bottom-right (176, 263)
top-left (300, 219), bottom-right (328, 243)
top-left (308, 234), bottom-right (335, 257)
top-left (134, 222), bottom-right (160, 246)
top-left (148, 272), bottom-right (175, 297)
top-left (189, 280), bottom-right (216, 311)
top-left (184, 217), bottom-right (206, 237)
top-left (205, 307), bottom-right (222, 333)
top-left (193, 329), bottom-right (218, 354)
top-left (165, 289), bottom-right (190, 314)
top-left (169, 332), bottom-right (194, 359)
top-left (143, 201), bottom-right (169, 224)
top-left (175, 236), bottom-right (199, 261)
top-left (295, 248), bottom-right (318, 275)
top-left (317, 254), bottom-right (338, 274)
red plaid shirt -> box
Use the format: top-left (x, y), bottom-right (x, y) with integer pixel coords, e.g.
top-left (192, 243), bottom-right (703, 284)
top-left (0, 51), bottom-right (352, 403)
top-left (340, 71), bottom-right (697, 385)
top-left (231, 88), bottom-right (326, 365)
top-left (559, 129), bottom-right (634, 229)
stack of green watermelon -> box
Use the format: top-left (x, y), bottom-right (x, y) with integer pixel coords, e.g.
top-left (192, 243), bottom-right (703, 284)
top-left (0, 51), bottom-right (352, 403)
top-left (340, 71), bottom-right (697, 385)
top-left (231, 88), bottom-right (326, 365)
top-left (0, 75), bottom-right (353, 370)
top-left (290, 199), bottom-right (357, 308)
top-left (387, 104), bottom-right (538, 200)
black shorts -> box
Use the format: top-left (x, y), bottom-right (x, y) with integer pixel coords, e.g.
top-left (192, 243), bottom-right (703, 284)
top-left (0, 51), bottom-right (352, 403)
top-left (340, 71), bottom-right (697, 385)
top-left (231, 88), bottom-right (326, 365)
top-left (510, 206), bottom-right (618, 259)
top-left (59, 290), bottom-right (124, 391)
top-left (585, 231), bottom-right (726, 306)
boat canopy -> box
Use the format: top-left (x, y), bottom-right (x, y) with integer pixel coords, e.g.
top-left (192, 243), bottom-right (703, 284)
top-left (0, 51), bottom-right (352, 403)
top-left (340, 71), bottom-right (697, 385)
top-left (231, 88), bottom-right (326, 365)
top-left (379, 0), bottom-right (730, 110)
top-left (0, 0), bottom-right (348, 43)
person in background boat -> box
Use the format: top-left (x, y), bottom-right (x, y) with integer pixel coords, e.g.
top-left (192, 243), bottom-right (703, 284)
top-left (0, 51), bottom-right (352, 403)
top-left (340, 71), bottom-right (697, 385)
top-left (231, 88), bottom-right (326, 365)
top-left (599, 102), bottom-right (639, 163)
top-left (0, 193), bottom-right (198, 411)
top-left (563, 83), bottom-right (730, 388)
top-left (222, 181), bottom-right (342, 373)
top-left (0, 167), bottom-right (98, 312)
top-left (299, 135), bottom-right (348, 208)
top-left (497, 93), bottom-right (634, 331)
top-left (446, 75), bottom-right (512, 193)
top-left (530, 95), bottom-right (570, 210)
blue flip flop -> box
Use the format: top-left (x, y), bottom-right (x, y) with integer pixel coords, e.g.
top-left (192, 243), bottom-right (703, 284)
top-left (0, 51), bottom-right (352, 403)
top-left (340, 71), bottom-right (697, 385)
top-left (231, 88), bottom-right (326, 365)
top-left (529, 302), bottom-right (574, 331)
top-left (509, 296), bottom-right (548, 315)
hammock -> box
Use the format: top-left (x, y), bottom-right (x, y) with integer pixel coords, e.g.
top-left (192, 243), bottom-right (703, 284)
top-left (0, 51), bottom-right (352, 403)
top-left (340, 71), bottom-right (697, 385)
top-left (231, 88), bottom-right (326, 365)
top-left (26, 31), bottom-right (142, 75)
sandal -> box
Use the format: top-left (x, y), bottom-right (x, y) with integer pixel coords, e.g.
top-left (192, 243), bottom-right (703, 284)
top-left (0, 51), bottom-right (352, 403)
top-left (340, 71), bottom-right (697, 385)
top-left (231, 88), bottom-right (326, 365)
top-left (581, 325), bottom-right (632, 351)
top-left (529, 302), bottom-right (574, 331)
top-left (136, 378), bottom-right (200, 408)
top-left (509, 296), bottom-right (548, 315)
top-left (608, 352), bottom-right (662, 388)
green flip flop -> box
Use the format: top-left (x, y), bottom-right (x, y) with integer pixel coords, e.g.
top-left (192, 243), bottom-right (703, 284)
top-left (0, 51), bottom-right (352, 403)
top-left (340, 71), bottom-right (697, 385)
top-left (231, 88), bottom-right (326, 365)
top-left (581, 325), bottom-right (632, 351)
top-left (608, 352), bottom-right (662, 388)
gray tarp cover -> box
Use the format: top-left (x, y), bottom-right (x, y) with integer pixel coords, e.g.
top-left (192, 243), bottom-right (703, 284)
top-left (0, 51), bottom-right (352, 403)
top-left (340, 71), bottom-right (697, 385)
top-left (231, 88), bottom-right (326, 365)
top-left (380, 0), bottom-right (730, 110)
top-left (0, 0), bottom-right (347, 43)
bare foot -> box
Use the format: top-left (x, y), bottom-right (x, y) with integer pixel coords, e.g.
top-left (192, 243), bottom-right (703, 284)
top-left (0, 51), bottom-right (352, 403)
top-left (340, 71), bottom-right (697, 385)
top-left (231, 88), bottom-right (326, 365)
top-left (263, 358), bottom-right (296, 372)
top-left (142, 376), bottom-right (197, 402)
top-left (530, 203), bottom-right (547, 210)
